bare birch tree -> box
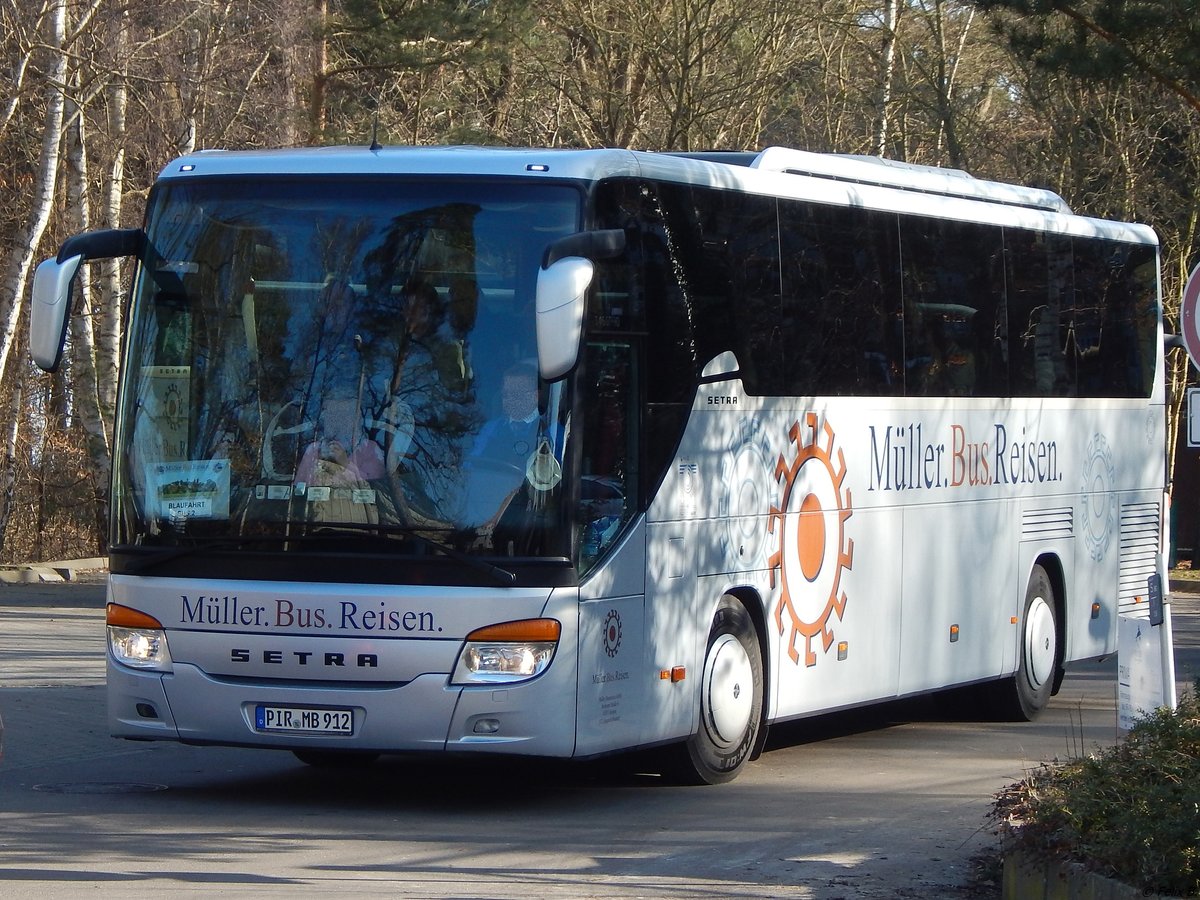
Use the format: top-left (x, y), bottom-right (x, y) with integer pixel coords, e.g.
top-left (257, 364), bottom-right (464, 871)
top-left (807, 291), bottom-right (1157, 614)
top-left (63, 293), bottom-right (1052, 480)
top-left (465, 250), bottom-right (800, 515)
top-left (95, 7), bottom-right (129, 430)
top-left (0, 0), bottom-right (66, 392)
top-left (871, 0), bottom-right (901, 156)
top-left (0, 0), bottom-right (52, 140)
top-left (65, 78), bottom-right (111, 552)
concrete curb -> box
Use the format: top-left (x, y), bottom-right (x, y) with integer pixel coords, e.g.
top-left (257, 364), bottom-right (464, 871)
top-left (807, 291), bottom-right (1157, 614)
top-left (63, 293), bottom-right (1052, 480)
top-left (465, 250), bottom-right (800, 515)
top-left (1003, 848), bottom-right (1183, 899)
top-left (0, 557), bottom-right (106, 584)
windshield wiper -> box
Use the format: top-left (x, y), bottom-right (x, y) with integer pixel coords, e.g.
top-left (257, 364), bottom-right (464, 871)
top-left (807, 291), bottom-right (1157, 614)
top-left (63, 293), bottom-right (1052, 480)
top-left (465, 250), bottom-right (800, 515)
top-left (298, 523), bottom-right (518, 586)
top-left (115, 536), bottom-right (287, 575)
top-left (117, 525), bottom-right (519, 585)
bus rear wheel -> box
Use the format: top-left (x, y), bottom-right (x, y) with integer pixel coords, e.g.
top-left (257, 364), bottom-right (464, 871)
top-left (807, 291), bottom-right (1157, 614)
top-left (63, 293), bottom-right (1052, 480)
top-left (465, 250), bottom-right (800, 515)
top-left (666, 595), bottom-right (763, 785)
top-left (994, 564), bottom-right (1059, 721)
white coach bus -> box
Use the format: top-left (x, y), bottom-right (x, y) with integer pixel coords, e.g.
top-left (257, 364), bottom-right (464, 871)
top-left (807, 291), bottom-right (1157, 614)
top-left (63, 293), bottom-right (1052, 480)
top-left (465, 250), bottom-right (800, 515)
top-left (30, 145), bottom-right (1166, 783)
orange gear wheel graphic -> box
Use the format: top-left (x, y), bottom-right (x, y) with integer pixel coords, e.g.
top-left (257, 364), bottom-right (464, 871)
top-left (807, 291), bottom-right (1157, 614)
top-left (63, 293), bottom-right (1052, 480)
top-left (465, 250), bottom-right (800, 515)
top-left (768, 413), bottom-right (854, 667)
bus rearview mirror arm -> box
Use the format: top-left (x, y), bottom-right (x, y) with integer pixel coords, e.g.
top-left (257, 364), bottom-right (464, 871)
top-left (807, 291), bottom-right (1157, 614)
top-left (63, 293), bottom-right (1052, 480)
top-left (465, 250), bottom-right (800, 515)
top-left (541, 229), bottom-right (625, 268)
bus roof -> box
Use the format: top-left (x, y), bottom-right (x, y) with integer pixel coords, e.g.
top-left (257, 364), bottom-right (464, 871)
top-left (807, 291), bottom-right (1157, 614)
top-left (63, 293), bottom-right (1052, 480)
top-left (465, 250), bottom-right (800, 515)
top-left (156, 145), bottom-right (1157, 246)
top-left (661, 148), bottom-right (1071, 213)
top-left (156, 145), bottom-right (643, 182)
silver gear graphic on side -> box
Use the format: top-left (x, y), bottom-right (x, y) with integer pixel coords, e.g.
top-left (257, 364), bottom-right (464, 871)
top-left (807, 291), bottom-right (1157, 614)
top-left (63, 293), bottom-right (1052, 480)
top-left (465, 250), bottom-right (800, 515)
top-left (1080, 433), bottom-right (1116, 562)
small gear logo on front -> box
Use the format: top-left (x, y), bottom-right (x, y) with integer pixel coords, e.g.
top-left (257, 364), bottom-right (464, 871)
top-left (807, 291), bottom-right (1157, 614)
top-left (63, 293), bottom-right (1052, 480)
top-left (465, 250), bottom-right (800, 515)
top-left (768, 413), bottom-right (854, 667)
top-left (602, 609), bottom-right (622, 657)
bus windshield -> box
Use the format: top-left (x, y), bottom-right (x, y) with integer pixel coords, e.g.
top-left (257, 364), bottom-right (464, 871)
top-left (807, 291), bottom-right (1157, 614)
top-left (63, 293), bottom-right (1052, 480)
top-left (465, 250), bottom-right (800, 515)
top-left (113, 177), bottom-right (580, 563)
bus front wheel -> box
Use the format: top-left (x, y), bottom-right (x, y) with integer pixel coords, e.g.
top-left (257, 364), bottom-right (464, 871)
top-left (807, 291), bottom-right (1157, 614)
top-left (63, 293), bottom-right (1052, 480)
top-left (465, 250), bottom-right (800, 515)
top-left (995, 564), bottom-right (1059, 721)
top-left (667, 595), bottom-right (763, 785)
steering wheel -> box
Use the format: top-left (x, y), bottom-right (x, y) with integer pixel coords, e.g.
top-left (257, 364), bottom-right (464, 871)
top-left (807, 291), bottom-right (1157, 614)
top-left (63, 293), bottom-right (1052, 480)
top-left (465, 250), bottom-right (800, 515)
top-left (262, 400), bottom-right (314, 480)
top-left (460, 455), bottom-right (527, 526)
top-left (365, 398), bottom-right (415, 475)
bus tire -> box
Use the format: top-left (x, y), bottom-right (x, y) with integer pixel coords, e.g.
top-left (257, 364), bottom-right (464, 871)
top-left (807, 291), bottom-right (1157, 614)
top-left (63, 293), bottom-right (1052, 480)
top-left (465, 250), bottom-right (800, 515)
top-left (995, 564), bottom-right (1059, 721)
top-left (667, 595), bottom-right (763, 785)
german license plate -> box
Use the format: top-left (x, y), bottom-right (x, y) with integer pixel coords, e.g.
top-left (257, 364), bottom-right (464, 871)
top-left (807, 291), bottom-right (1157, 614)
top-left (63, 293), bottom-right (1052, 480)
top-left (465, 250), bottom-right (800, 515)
top-left (255, 705), bottom-right (353, 734)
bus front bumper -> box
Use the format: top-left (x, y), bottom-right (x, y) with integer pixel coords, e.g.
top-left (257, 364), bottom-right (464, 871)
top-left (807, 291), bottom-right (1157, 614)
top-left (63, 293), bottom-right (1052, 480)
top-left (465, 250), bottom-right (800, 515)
top-left (107, 660), bottom-right (577, 757)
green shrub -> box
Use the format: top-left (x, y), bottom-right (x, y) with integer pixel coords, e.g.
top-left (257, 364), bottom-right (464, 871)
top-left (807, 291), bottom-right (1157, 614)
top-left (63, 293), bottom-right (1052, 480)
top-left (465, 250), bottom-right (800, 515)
top-left (993, 685), bottom-right (1200, 896)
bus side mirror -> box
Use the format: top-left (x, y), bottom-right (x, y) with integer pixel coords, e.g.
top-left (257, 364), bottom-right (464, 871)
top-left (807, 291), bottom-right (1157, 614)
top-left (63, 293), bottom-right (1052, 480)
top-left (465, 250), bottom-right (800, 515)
top-left (29, 227), bottom-right (142, 372)
top-left (30, 255), bottom-right (83, 372)
top-left (535, 229), bottom-right (625, 382)
top-left (535, 256), bottom-right (594, 381)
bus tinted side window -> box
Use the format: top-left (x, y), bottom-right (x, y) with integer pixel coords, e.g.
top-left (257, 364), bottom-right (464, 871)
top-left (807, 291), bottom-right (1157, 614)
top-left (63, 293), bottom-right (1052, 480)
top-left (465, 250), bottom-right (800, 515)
top-left (593, 179), bottom-right (1156, 403)
top-left (1007, 230), bottom-right (1156, 399)
top-left (1070, 240), bottom-right (1158, 398)
top-left (591, 179), bottom-right (695, 502)
top-left (779, 203), bottom-right (903, 396)
top-left (653, 182), bottom-right (781, 393)
top-left (1007, 231), bottom-right (1075, 396)
top-left (898, 217), bottom-right (1007, 397)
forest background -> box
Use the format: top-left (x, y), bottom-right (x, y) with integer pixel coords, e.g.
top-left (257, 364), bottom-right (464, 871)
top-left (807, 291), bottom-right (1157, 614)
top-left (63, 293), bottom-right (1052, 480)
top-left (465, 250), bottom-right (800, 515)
top-left (1, 0), bottom-right (1198, 562)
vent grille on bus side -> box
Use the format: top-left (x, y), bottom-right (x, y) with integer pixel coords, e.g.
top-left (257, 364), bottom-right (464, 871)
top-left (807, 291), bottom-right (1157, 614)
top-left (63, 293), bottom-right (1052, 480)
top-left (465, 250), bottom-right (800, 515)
top-left (1118, 501), bottom-right (1161, 617)
top-left (1021, 507), bottom-right (1074, 541)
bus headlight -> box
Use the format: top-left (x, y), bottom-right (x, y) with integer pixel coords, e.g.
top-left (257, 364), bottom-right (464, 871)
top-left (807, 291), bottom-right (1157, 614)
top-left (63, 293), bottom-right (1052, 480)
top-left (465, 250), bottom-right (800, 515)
top-left (107, 603), bottom-right (173, 672)
top-left (451, 618), bottom-right (560, 685)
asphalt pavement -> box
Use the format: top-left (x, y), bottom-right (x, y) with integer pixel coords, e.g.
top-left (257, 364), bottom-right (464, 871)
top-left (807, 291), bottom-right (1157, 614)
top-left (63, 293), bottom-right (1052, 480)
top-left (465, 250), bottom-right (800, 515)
top-left (0, 576), bottom-right (1195, 898)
